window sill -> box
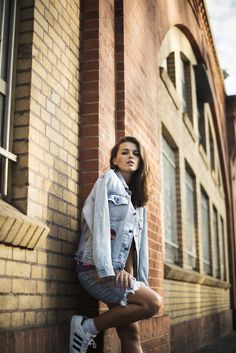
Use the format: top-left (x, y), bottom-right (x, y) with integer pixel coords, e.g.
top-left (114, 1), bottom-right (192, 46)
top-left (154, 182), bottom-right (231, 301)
top-left (164, 262), bottom-right (230, 289)
top-left (0, 199), bottom-right (49, 249)
top-left (160, 67), bottom-right (180, 109)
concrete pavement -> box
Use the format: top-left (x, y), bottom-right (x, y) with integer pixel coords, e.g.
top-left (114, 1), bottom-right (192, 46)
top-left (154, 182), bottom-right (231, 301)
top-left (194, 331), bottom-right (236, 353)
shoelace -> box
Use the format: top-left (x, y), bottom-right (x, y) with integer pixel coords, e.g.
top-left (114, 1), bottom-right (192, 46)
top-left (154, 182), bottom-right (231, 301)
top-left (80, 335), bottom-right (96, 353)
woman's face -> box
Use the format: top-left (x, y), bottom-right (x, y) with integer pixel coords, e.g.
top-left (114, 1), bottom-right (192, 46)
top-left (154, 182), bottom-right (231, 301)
top-left (112, 141), bottom-right (140, 181)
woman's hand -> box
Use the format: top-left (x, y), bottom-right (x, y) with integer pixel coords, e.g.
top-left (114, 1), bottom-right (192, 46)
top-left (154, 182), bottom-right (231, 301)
top-left (115, 270), bottom-right (134, 289)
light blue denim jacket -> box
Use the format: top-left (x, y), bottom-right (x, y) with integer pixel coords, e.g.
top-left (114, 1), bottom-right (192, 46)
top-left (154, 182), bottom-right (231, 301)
top-left (75, 169), bottom-right (149, 284)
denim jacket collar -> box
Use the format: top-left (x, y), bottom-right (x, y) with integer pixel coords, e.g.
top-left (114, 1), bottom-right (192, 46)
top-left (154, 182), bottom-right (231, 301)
top-left (115, 169), bottom-right (131, 195)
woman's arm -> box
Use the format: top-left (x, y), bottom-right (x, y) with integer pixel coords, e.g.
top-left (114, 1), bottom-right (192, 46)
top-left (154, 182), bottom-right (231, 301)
top-left (115, 241), bottom-right (135, 289)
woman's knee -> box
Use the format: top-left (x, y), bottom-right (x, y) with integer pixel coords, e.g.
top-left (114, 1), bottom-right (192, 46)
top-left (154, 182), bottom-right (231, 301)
top-left (144, 291), bottom-right (162, 318)
top-left (127, 286), bottom-right (162, 318)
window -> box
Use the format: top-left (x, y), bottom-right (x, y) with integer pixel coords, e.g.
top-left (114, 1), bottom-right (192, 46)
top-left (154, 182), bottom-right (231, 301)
top-left (185, 167), bottom-right (197, 269)
top-left (180, 53), bottom-right (193, 122)
top-left (212, 207), bottom-right (220, 278)
top-left (209, 124), bottom-right (215, 171)
top-left (219, 217), bottom-right (226, 280)
top-left (198, 102), bottom-right (207, 151)
top-left (0, 0), bottom-right (17, 197)
top-left (201, 189), bottom-right (211, 275)
top-left (166, 52), bottom-right (176, 87)
top-left (162, 137), bottom-right (179, 264)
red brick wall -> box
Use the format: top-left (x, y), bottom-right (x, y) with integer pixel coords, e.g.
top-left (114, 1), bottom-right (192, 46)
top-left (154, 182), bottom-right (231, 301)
top-left (80, 0), bottom-right (116, 201)
top-left (79, 0), bottom-right (170, 352)
top-left (123, 0), bottom-right (163, 297)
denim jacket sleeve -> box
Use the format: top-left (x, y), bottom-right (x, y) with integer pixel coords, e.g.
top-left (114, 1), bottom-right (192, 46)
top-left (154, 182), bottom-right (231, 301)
top-left (82, 172), bottom-right (115, 278)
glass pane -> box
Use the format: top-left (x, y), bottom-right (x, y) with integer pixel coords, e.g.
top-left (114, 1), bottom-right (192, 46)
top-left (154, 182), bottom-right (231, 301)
top-left (165, 242), bottom-right (179, 264)
top-left (0, 0), bottom-right (11, 80)
top-left (162, 138), bottom-right (179, 264)
top-left (198, 104), bottom-right (206, 151)
top-left (180, 59), bottom-right (187, 113)
top-left (0, 155), bottom-right (4, 195)
top-left (0, 1), bottom-right (4, 32)
top-left (209, 125), bottom-right (215, 171)
top-left (213, 208), bottom-right (220, 278)
top-left (167, 52), bottom-right (176, 86)
top-left (0, 93), bottom-right (5, 146)
top-left (219, 217), bottom-right (226, 280)
top-left (201, 191), bottom-right (211, 274)
top-left (185, 171), bottom-right (196, 269)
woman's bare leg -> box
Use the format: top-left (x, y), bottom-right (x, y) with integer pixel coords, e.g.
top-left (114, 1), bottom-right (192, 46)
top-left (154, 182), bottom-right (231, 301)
top-left (94, 286), bottom-right (161, 331)
top-left (116, 322), bottom-right (143, 353)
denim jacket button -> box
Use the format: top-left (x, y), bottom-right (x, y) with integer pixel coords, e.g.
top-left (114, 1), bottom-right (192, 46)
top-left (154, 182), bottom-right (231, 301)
top-left (128, 229), bottom-right (133, 233)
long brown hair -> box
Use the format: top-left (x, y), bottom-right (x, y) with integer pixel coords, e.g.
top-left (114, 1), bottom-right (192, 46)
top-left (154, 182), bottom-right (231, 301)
top-left (110, 136), bottom-right (152, 207)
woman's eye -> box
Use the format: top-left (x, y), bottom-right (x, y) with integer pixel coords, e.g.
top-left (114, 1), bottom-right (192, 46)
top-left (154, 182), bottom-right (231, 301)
top-left (134, 151), bottom-right (140, 156)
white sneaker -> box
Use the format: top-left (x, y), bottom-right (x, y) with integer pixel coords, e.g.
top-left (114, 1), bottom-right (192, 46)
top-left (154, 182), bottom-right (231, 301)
top-left (70, 315), bottom-right (97, 353)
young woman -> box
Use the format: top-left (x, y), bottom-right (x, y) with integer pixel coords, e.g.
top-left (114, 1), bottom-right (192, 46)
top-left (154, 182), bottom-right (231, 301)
top-left (70, 136), bottom-right (162, 353)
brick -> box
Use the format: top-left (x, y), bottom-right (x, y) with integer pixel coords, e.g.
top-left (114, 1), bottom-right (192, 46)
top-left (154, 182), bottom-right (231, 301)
top-left (0, 260), bottom-right (6, 275)
top-left (0, 278), bottom-right (12, 292)
top-left (38, 252), bottom-right (47, 265)
top-left (12, 248), bottom-right (26, 262)
top-left (12, 312), bottom-right (24, 327)
top-left (31, 265), bottom-right (42, 279)
top-left (0, 294), bottom-right (18, 310)
top-left (6, 262), bottom-right (31, 278)
top-left (12, 279), bottom-right (25, 293)
top-left (25, 312), bottom-right (36, 326)
top-left (18, 295), bottom-right (41, 309)
top-left (46, 126), bottom-right (63, 145)
top-left (36, 311), bottom-right (46, 325)
top-left (0, 313), bottom-right (11, 329)
top-left (32, 60), bottom-right (47, 81)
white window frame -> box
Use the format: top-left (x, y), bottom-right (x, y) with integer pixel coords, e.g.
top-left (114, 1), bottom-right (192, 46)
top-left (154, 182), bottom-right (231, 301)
top-left (201, 189), bottom-right (211, 275)
top-left (0, 0), bottom-right (17, 197)
top-left (162, 136), bottom-right (179, 264)
top-left (212, 207), bottom-right (220, 278)
top-left (185, 168), bottom-right (197, 269)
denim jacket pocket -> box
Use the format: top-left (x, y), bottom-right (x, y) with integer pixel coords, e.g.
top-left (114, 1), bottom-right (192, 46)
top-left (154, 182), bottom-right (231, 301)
top-left (108, 194), bottom-right (129, 221)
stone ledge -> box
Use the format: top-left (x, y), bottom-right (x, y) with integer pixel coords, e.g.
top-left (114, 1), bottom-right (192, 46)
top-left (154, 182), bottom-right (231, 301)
top-left (164, 262), bottom-right (230, 289)
top-left (0, 199), bottom-right (49, 249)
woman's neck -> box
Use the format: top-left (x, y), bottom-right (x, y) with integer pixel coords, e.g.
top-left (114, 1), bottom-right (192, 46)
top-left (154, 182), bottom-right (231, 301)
top-left (119, 171), bottom-right (132, 185)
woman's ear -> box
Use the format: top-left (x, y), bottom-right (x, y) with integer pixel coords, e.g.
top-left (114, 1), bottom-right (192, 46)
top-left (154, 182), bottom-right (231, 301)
top-left (112, 157), bottom-right (118, 166)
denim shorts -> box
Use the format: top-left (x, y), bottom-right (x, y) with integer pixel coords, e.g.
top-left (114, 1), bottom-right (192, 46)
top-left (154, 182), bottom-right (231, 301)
top-left (78, 269), bottom-right (144, 307)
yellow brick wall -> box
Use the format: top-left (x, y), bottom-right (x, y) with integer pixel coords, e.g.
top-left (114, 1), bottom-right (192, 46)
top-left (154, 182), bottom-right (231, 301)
top-left (0, 0), bottom-right (80, 330)
top-left (164, 280), bottom-right (230, 325)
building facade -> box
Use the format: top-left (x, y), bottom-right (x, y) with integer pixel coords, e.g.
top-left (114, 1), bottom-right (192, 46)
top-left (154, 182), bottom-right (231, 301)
top-left (0, 1), bottom-right (235, 353)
